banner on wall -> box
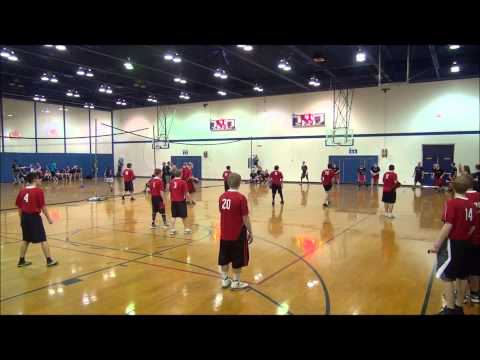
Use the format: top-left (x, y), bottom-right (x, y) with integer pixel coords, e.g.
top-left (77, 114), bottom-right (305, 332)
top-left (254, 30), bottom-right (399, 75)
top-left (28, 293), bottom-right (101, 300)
top-left (8, 130), bottom-right (22, 138)
top-left (210, 118), bottom-right (236, 131)
top-left (292, 113), bottom-right (325, 128)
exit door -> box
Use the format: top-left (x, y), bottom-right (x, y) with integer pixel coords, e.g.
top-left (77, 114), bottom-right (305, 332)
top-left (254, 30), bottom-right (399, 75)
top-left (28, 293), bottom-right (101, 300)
top-left (422, 145), bottom-right (454, 186)
top-left (171, 156), bottom-right (202, 179)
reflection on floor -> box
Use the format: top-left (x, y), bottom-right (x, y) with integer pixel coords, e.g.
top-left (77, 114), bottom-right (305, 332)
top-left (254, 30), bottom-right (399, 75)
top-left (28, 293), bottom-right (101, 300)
top-left (1, 180), bottom-right (478, 315)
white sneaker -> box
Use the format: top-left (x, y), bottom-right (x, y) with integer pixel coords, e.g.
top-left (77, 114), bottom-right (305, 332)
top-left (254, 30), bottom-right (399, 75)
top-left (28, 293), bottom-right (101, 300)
top-left (222, 277), bottom-right (232, 289)
top-left (162, 224), bottom-right (169, 229)
top-left (389, 214), bottom-right (395, 219)
top-left (231, 281), bottom-right (249, 291)
top-left (150, 223), bottom-right (156, 229)
top-left (184, 228), bottom-right (192, 234)
top-left (169, 229), bottom-right (176, 235)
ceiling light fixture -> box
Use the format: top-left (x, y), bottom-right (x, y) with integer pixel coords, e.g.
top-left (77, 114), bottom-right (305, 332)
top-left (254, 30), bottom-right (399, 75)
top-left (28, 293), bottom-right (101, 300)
top-left (55, 45), bottom-right (67, 51)
top-left (214, 68), bottom-right (228, 79)
top-left (450, 61), bottom-right (460, 73)
top-left (76, 67), bottom-right (85, 76)
top-left (253, 84), bottom-right (264, 92)
top-left (116, 99), bottom-right (127, 106)
top-left (449, 45), bottom-right (460, 50)
top-left (165, 52), bottom-right (182, 63)
top-left (1, 48), bottom-right (18, 61)
top-left (356, 49), bottom-right (366, 62)
top-left (179, 92), bottom-right (190, 100)
top-left (217, 90), bottom-right (227, 96)
top-left (66, 90), bottom-right (74, 97)
top-left (147, 95), bottom-right (158, 103)
top-left (41, 73), bottom-right (50, 81)
top-left (33, 94), bottom-right (46, 102)
top-left (308, 76), bottom-right (321, 87)
top-left (84, 103), bottom-right (94, 109)
top-left (237, 45), bottom-right (253, 52)
top-left (124, 58), bottom-right (134, 70)
top-left (85, 69), bottom-right (94, 77)
top-left (278, 59), bottom-right (291, 71)
top-left (174, 76), bottom-right (187, 84)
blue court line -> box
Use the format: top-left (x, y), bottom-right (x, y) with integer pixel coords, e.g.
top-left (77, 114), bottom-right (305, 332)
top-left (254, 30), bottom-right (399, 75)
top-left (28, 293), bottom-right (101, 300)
top-left (113, 130), bottom-right (480, 145)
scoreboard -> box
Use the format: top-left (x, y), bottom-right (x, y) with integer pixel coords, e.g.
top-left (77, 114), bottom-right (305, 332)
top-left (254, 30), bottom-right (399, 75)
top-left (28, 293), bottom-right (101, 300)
top-left (210, 118), bottom-right (235, 131)
top-left (292, 113), bottom-right (325, 128)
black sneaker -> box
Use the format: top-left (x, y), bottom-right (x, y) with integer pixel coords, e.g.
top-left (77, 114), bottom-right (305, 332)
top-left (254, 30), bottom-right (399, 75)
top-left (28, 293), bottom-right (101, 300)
top-left (438, 306), bottom-right (456, 315)
top-left (47, 260), bottom-right (58, 267)
top-left (130, 197), bottom-right (135, 201)
top-left (280, 201), bottom-right (284, 205)
top-left (454, 305), bottom-right (464, 315)
top-left (17, 260), bottom-right (32, 268)
top-left (122, 196), bottom-right (125, 200)
top-left (323, 203), bottom-right (328, 207)
top-left (272, 201), bottom-right (274, 206)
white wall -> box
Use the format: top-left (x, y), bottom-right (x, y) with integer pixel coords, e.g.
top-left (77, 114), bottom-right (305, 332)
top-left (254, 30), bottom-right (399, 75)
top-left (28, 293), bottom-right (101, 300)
top-left (2, 98), bottom-right (36, 153)
top-left (112, 78), bottom-right (480, 184)
top-left (1, 98), bottom-right (113, 155)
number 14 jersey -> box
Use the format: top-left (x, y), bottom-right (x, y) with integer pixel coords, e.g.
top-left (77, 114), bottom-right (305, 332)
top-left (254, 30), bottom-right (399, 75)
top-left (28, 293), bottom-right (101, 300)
top-left (441, 197), bottom-right (477, 241)
top-left (219, 190), bottom-right (249, 241)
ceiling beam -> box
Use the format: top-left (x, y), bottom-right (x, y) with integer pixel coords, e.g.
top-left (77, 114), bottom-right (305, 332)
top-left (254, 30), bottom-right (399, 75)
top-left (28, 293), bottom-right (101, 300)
top-left (218, 46), bottom-right (310, 91)
top-left (428, 45), bottom-right (441, 79)
top-left (74, 46), bottom-right (244, 97)
top-left (286, 45), bottom-right (336, 79)
top-left (144, 45), bottom-right (256, 89)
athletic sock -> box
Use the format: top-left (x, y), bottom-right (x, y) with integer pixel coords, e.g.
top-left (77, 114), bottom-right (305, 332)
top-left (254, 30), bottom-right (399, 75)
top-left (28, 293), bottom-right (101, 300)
top-left (233, 272), bottom-right (241, 281)
top-left (221, 272), bottom-right (229, 280)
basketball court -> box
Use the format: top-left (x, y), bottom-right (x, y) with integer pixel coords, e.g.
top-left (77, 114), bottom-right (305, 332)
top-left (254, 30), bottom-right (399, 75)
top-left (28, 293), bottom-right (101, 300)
top-left (1, 45), bottom-right (479, 315)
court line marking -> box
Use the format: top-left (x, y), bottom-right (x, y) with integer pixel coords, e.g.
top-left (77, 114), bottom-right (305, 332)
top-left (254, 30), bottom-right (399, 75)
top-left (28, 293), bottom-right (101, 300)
top-left (420, 262), bottom-right (437, 315)
top-left (0, 254), bottom-right (150, 303)
top-left (1, 243), bottom-right (290, 314)
top-left (255, 214), bottom-right (372, 315)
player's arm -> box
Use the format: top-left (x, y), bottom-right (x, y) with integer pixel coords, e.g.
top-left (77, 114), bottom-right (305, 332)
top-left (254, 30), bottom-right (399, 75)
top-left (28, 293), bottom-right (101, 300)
top-left (429, 223), bottom-right (453, 253)
top-left (41, 205), bottom-right (53, 224)
top-left (242, 215), bottom-right (253, 244)
top-left (184, 183), bottom-right (191, 202)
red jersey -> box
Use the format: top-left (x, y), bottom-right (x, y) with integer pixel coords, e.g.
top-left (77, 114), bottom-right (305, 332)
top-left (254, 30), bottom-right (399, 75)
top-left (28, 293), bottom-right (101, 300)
top-left (219, 190), bottom-right (249, 241)
top-left (222, 170), bottom-right (232, 181)
top-left (149, 177), bottom-right (164, 197)
top-left (15, 186), bottom-right (45, 214)
top-left (269, 170), bottom-right (283, 185)
top-left (123, 168), bottom-right (135, 182)
top-left (382, 171), bottom-right (398, 192)
top-left (466, 191), bottom-right (480, 244)
top-left (170, 178), bottom-right (188, 202)
top-left (321, 169), bottom-right (336, 185)
top-left (441, 197), bottom-right (477, 241)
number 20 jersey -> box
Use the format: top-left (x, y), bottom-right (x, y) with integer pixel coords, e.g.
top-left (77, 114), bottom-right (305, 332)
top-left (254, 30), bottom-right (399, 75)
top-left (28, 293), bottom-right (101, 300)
top-left (219, 190), bottom-right (249, 241)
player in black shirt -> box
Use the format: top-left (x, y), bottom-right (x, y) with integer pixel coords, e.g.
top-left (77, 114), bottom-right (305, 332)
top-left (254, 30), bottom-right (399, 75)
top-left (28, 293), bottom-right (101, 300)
top-left (432, 164), bottom-right (444, 192)
top-left (300, 161), bottom-right (309, 184)
top-left (412, 162), bottom-right (424, 189)
top-left (332, 164), bottom-right (340, 184)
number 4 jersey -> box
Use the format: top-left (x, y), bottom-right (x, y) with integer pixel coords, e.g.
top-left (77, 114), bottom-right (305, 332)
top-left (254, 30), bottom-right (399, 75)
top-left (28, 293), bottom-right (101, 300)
top-left (15, 186), bottom-right (46, 214)
top-left (219, 190), bottom-right (249, 241)
top-left (441, 197), bottom-right (477, 241)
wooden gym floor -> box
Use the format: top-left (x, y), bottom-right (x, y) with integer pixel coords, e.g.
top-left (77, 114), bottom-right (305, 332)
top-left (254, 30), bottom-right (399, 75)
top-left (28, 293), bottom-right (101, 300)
top-left (1, 179), bottom-right (479, 315)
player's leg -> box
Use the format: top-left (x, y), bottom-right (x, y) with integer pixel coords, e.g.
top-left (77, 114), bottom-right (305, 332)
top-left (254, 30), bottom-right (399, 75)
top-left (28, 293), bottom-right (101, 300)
top-left (151, 198), bottom-right (157, 228)
top-left (384, 202), bottom-right (389, 217)
top-left (17, 241), bottom-right (32, 267)
top-left (122, 182), bottom-right (126, 200)
top-left (271, 185), bottom-right (276, 205)
top-left (439, 279), bottom-right (456, 314)
top-left (40, 242), bottom-right (58, 266)
top-left (231, 229), bottom-right (249, 290)
top-left (159, 207), bottom-right (168, 227)
top-left (455, 278), bottom-right (467, 313)
top-left (279, 186), bottom-right (284, 204)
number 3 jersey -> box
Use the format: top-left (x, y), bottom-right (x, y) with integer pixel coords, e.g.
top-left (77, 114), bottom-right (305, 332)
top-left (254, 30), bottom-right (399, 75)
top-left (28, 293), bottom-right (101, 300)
top-left (219, 190), bottom-right (249, 241)
top-left (441, 197), bottom-right (477, 241)
top-left (15, 186), bottom-right (45, 214)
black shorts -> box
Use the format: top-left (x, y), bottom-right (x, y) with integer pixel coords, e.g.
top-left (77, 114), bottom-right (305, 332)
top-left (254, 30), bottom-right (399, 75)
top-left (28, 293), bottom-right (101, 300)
top-left (218, 227), bottom-right (249, 269)
top-left (323, 183), bottom-right (332, 192)
top-left (21, 213), bottom-right (46, 243)
top-left (124, 181), bottom-right (134, 192)
top-left (272, 184), bottom-right (282, 194)
top-left (382, 190), bottom-right (396, 204)
top-left (469, 244), bottom-right (480, 276)
top-left (301, 172), bottom-right (308, 179)
top-left (171, 201), bottom-right (187, 218)
top-left (414, 176), bottom-right (423, 184)
top-left (436, 239), bottom-right (472, 280)
top-left (151, 196), bottom-right (165, 214)
top-left (224, 181), bottom-right (229, 192)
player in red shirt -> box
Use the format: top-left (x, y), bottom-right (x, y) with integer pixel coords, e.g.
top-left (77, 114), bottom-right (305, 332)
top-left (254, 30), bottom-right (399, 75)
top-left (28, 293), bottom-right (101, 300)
top-left (269, 165), bottom-right (284, 205)
top-left (465, 178), bottom-right (480, 304)
top-left (149, 168), bottom-right (169, 229)
top-left (169, 169), bottom-right (192, 235)
top-left (15, 172), bottom-right (58, 268)
top-left (218, 172), bottom-right (253, 290)
top-left (382, 165), bottom-right (401, 219)
top-left (357, 166), bottom-right (367, 187)
top-left (429, 175), bottom-right (477, 314)
top-left (122, 163), bottom-right (136, 201)
top-left (321, 164), bottom-right (336, 207)
top-left (222, 165), bottom-right (232, 192)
